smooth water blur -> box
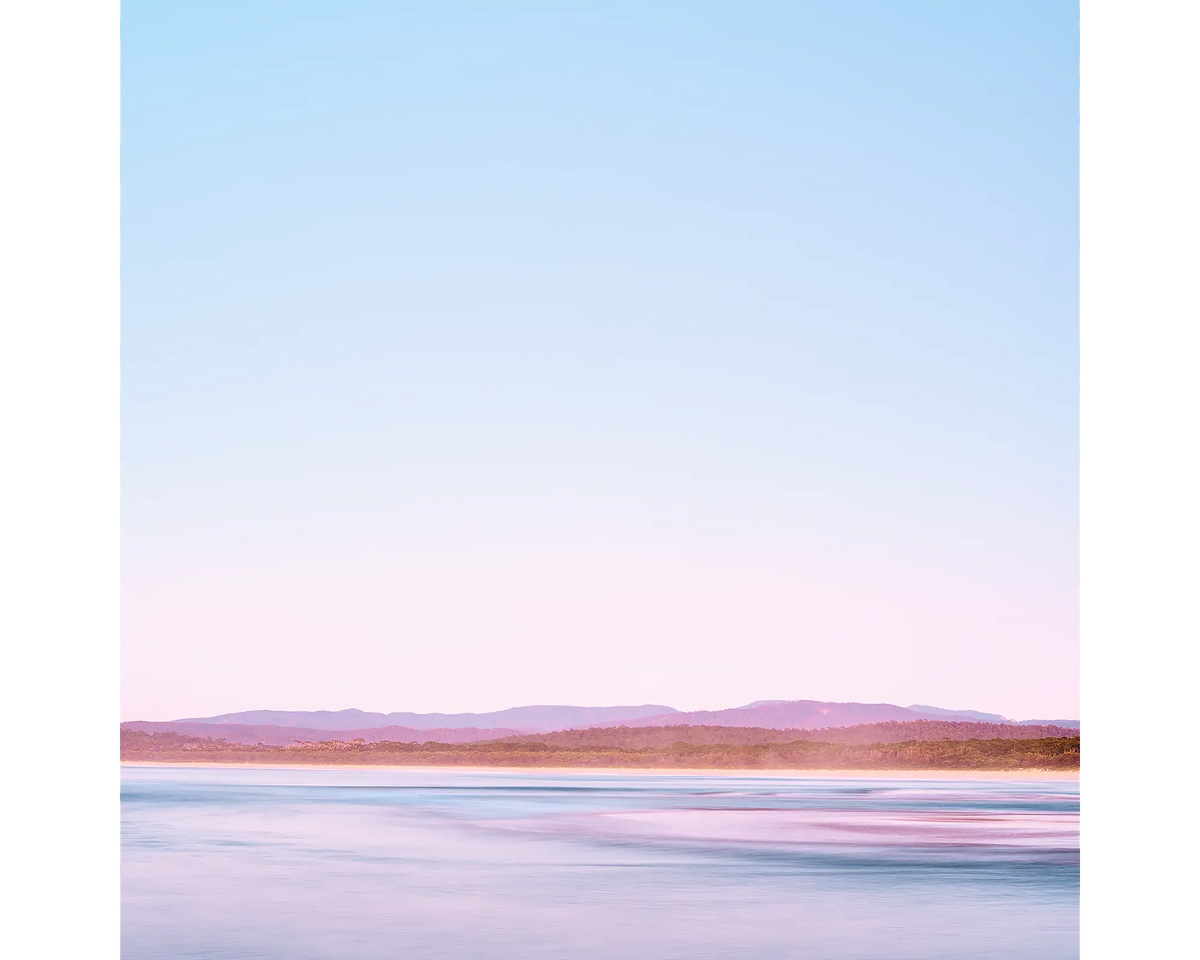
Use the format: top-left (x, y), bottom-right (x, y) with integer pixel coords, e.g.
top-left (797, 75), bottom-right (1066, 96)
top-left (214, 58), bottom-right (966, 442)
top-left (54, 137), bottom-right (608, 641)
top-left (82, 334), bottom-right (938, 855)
top-left (122, 765), bottom-right (1079, 959)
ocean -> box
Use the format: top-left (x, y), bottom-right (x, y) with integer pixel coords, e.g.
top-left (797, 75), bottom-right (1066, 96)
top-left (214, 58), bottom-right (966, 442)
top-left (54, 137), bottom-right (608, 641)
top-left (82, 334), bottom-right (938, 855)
top-left (121, 765), bottom-right (1079, 959)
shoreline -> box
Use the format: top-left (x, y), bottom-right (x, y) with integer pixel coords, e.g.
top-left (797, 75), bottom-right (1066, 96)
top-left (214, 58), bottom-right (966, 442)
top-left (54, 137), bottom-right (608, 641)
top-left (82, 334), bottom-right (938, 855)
top-left (121, 761), bottom-right (1078, 781)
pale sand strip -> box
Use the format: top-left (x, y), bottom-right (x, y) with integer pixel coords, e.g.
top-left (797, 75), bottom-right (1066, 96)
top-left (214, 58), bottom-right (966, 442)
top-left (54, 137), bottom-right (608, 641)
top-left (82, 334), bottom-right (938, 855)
top-left (121, 761), bottom-right (1078, 781)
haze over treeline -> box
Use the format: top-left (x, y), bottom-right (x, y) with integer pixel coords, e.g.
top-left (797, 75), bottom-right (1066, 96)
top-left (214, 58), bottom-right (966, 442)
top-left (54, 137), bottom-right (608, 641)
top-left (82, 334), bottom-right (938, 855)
top-left (131, 699), bottom-right (1079, 744)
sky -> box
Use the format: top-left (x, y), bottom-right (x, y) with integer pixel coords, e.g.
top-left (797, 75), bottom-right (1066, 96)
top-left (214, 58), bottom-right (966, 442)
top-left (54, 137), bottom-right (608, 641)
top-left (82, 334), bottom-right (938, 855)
top-left (121, 1), bottom-right (1079, 722)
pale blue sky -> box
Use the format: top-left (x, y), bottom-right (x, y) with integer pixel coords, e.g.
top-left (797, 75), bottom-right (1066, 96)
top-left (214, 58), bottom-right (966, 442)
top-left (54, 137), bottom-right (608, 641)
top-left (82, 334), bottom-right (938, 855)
top-left (122, 1), bottom-right (1078, 721)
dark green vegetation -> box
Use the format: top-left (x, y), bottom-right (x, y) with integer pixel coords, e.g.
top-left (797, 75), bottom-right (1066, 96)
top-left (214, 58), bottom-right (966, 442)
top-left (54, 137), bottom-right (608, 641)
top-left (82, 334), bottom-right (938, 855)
top-left (121, 727), bottom-right (1079, 771)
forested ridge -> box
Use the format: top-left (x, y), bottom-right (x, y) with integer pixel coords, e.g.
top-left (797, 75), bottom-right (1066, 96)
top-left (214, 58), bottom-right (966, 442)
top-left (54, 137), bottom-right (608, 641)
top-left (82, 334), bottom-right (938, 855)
top-left (121, 728), bottom-right (1079, 771)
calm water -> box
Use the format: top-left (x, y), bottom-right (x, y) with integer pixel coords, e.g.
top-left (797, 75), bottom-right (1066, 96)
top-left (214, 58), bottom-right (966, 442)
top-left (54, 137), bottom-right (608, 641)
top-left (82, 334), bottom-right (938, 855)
top-left (122, 765), bottom-right (1079, 959)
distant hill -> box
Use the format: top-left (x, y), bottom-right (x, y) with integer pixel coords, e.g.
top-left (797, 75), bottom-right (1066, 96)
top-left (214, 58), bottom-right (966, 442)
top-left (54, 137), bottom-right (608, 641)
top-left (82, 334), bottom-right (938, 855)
top-left (120, 721), bottom-right (526, 746)
top-left (592, 700), bottom-right (1026, 730)
top-left (1018, 719), bottom-right (1081, 729)
top-left (156, 700), bottom-right (1078, 737)
top-left (909, 705), bottom-right (1080, 729)
top-left (907, 704), bottom-right (1008, 723)
top-left (169, 704), bottom-right (679, 733)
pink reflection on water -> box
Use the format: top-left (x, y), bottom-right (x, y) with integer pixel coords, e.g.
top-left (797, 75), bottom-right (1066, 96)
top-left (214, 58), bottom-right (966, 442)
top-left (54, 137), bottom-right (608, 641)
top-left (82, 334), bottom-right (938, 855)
top-left (491, 806), bottom-right (1079, 849)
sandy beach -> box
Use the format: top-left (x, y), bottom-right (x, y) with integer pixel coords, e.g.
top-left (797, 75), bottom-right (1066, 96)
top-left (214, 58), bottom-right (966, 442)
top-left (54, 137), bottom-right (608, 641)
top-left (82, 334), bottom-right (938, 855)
top-left (121, 760), bottom-right (1078, 780)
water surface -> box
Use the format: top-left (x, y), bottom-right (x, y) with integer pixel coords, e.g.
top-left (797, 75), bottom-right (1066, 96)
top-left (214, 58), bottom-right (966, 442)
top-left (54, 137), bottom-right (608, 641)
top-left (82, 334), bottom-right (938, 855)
top-left (122, 765), bottom-right (1079, 959)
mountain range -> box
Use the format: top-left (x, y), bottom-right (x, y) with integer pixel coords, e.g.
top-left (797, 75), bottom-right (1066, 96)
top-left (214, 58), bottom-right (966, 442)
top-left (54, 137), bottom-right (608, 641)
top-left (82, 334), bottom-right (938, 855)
top-left (125, 699), bottom-right (1078, 745)
top-left (174, 703), bottom-right (677, 731)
